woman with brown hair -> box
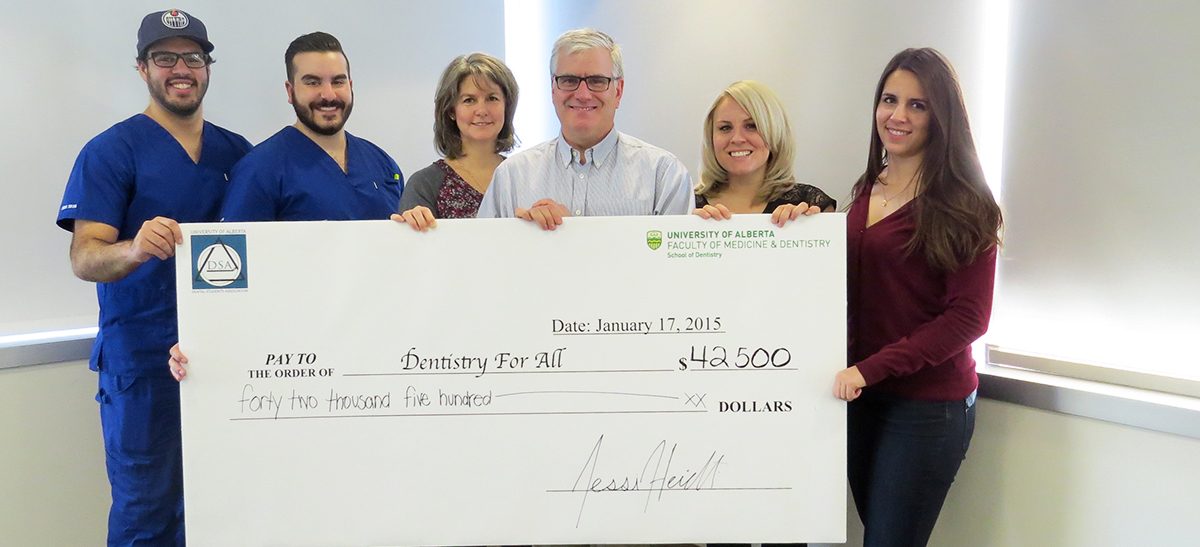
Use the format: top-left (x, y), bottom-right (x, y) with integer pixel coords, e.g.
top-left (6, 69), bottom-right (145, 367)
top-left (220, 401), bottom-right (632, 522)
top-left (394, 53), bottom-right (519, 229)
top-left (834, 47), bottom-right (1002, 547)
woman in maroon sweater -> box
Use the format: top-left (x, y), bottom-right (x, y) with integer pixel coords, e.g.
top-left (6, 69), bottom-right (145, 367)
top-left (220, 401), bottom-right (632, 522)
top-left (833, 48), bottom-right (1002, 547)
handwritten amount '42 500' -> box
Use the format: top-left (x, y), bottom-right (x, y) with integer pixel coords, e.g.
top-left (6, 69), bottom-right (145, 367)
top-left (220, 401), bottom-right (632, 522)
top-left (678, 345), bottom-right (792, 370)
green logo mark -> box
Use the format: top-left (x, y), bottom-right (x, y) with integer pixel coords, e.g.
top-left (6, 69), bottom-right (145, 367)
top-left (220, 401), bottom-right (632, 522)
top-left (647, 230), bottom-right (662, 250)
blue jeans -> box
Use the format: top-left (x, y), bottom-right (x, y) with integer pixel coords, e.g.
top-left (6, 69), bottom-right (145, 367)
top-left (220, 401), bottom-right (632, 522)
top-left (847, 389), bottom-right (976, 547)
top-left (98, 373), bottom-right (185, 547)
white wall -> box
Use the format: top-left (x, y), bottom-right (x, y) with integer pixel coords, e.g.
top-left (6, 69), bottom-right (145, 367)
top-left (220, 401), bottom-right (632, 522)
top-left (0, 361), bottom-right (109, 546)
top-left (988, 0), bottom-right (1200, 379)
top-left (930, 400), bottom-right (1200, 547)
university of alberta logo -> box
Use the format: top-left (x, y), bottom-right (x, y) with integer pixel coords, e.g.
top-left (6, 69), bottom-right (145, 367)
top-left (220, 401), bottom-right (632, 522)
top-left (192, 234), bottom-right (247, 289)
top-left (646, 230), bottom-right (662, 250)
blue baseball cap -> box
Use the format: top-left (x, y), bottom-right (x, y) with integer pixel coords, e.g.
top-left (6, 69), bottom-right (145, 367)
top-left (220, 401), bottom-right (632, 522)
top-left (137, 9), bottom-right (214, 57)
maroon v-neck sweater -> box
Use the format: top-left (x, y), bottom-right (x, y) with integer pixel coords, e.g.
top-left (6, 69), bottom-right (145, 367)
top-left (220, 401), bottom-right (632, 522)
top-left (846, 187), bottom-right (996, 401)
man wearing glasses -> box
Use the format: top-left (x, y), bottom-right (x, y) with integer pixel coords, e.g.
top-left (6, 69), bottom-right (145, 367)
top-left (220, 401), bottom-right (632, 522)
top-left (477, 28), bottom-right (692, 227)
top-left (56, 9), bottom-right (251, 546)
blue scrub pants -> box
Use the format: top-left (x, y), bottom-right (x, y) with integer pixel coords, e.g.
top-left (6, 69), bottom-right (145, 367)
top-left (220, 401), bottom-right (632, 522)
top-left (846, 389), bottom-right (975, 547)
top-left (98, 372), bottom-right (185, 547)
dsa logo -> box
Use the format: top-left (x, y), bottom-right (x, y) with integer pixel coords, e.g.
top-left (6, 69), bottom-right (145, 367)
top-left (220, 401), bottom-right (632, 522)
top-left (646, 230), bottom-right (662, 250)
top-left (191, 234), bottom-right (247, 289)
top-left (161, 10), bottom-right (189, 29)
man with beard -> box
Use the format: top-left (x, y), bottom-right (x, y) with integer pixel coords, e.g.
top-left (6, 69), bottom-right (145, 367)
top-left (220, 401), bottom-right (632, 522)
top-left (219, 32), bottom-right (403, 221)
top-left (56, 10), bottom-right (251, 546)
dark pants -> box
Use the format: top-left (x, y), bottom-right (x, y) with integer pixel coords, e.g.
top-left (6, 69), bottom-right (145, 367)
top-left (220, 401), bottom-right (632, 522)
top-left (847, 389), bottom-right (976, 547)
top-left (98, 373), bottom-right (185, 547)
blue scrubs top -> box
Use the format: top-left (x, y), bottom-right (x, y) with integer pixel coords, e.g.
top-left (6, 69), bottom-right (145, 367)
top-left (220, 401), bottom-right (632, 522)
top-left (57, 114), bottom-right (252, 377)
top-left (220, 126), bottom-right (403, 221)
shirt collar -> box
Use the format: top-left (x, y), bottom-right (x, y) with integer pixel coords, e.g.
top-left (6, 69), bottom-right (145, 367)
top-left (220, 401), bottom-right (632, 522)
top-left (556, 129), bottom-right (620, 168)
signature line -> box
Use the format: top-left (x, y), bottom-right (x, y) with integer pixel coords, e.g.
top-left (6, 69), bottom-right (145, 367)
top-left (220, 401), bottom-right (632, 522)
top-left (547, 486), bottom-right (791, 492)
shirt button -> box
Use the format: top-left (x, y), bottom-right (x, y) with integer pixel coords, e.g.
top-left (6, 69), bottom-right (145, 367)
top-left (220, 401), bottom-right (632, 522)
top-left (579, 173), bottom-right (585, 179)
top-left (575, 210), bottom-right (582, 215)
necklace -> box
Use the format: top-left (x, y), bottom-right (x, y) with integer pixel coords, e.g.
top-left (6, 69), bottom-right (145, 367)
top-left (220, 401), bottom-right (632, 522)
top-left (879, 176), bottom-right (916, 208)
top-left (449, 155), bottom-right (501, 192)
top-left (449, 158), bottom-right (478, 183)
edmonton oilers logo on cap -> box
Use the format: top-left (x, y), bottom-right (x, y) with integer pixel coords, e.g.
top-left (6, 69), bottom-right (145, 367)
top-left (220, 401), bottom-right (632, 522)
top-left (192, 234), bottom-right (248, 290)
top-left (161, 10), bottom-right (189, 29)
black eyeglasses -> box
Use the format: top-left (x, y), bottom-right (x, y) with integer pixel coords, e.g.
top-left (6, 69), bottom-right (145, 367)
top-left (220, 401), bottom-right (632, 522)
top-left (149, 51), bottom-right (213, 69)
top-left (554, 74), bottom-right (617, 92)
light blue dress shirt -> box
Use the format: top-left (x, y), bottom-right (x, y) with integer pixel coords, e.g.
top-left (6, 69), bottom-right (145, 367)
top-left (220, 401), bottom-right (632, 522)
top-left (477, 129), bottom-right (693, 218)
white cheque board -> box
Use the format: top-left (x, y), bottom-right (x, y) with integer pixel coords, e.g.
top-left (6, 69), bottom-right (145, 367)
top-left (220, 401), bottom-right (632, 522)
top-left (176, 214), bottom-right (847, 546)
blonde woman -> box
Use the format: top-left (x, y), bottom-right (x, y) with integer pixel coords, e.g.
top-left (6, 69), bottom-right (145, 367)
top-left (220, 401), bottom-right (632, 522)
top-left (693, 80), bottom-right (834, 225)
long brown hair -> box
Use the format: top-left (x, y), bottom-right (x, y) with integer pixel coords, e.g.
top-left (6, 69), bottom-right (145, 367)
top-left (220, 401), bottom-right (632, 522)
top-left (853, 48), bottom-right (1002, 271)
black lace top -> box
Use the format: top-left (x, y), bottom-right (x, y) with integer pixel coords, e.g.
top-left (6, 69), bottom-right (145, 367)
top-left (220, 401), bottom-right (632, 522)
top-left (695, 182), bottom-right (837, 213)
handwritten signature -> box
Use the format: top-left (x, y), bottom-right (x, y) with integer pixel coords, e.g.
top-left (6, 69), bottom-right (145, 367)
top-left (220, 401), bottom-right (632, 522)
top-left (570, 434), bottom-right (725, 527)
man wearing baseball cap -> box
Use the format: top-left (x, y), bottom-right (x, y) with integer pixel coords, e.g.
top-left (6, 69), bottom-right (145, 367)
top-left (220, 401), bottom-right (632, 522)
top-left (56, 9), bottom-right (250, 546)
